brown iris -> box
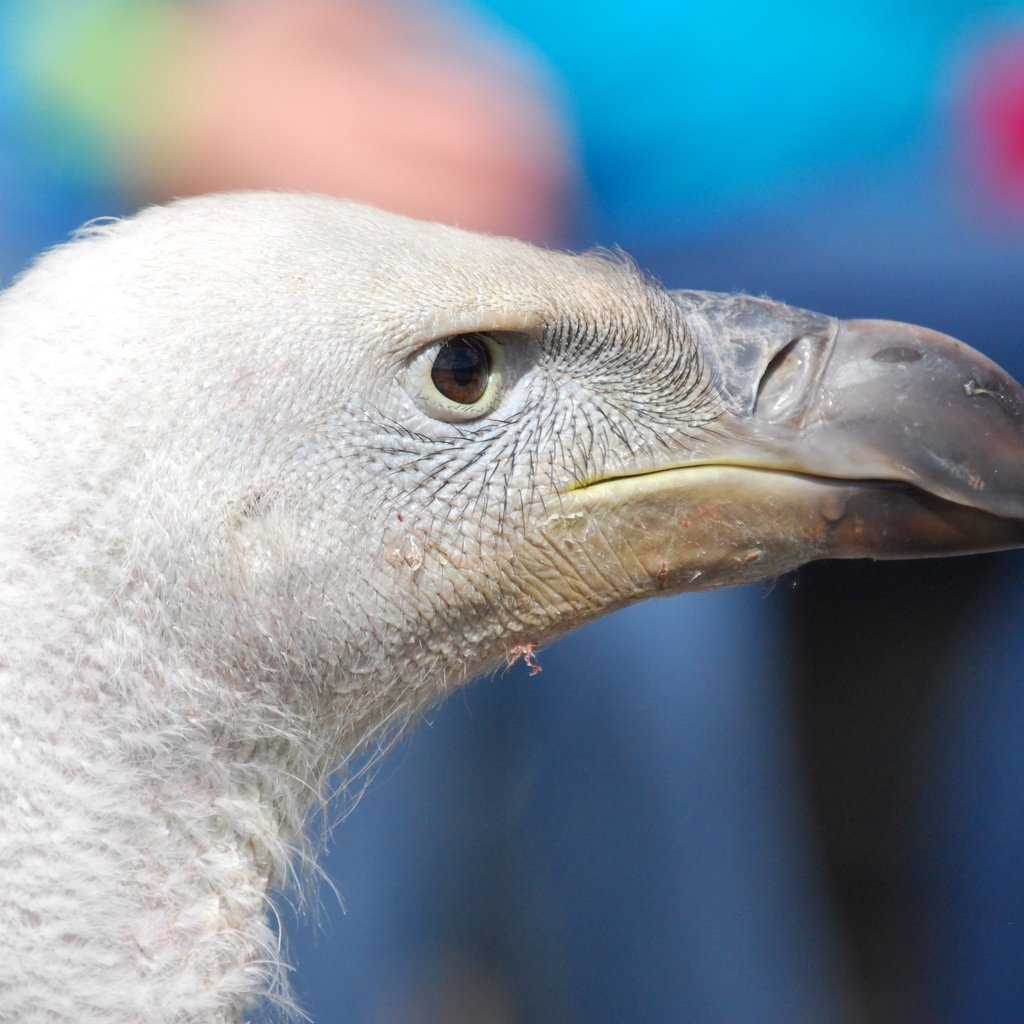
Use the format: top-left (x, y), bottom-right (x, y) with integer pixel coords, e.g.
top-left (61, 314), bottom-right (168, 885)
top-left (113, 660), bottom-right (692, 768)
top-left (430, 334), bottom-right (491, 405)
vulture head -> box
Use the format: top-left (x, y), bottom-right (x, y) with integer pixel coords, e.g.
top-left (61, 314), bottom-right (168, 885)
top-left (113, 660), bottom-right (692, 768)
top-left (2, 192), bottom-right (1022, 1021)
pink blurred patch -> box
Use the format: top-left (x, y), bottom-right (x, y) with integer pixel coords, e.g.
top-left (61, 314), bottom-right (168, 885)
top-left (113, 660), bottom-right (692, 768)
top-left (960, 30), bottom-right (1024, 213)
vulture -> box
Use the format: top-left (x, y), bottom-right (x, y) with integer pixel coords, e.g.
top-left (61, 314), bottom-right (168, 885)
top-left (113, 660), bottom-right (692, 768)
top-left (1, 192), bottom-right (1023, 1023)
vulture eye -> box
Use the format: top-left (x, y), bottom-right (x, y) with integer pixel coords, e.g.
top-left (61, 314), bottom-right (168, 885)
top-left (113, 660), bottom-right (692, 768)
top-left (407, 331), bottom-right (512, 422)
top-left (431, 335), bottom-right (491, 405)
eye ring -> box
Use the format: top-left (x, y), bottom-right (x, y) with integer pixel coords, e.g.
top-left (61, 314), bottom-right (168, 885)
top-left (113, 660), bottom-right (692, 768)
top-left (407, 332), bottom-right (505, 422)
top-left (431, 334), bottom-right (491, 405)
top-left (405, 329), bottom-right (535, 423)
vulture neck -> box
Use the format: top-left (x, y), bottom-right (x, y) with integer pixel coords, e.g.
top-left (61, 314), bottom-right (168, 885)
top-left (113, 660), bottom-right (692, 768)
top-left (5, 636), bottom-right (350, 1023)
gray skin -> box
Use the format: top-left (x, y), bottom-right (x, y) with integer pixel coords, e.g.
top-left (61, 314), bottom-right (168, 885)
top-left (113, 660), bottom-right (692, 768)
top-left (1, 192), bottom-right (1023, 1022)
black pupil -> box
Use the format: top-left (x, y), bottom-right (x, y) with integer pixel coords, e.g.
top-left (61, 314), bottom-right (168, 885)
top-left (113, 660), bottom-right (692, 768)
top-left (431, 335), bottom-right (490, 405)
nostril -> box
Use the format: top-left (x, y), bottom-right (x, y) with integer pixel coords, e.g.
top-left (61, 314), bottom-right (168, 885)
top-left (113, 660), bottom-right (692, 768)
top-left (754, 335), bottom-right (822, 420)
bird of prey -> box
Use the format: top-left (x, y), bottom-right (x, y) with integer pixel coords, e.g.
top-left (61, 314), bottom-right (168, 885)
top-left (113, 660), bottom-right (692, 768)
top-left (1, 193), bottom-right (1021, 1022)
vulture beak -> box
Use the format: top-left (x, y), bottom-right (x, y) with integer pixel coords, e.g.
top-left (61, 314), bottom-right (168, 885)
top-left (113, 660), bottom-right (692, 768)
top-left (557, 291), bottom-right (1024, 591)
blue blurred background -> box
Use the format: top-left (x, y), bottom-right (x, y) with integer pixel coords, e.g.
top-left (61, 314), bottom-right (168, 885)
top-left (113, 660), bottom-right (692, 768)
top-left (4, 2), bottom-right (1024, 1021)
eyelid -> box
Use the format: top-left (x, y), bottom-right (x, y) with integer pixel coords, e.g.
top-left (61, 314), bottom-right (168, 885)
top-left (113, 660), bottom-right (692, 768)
top-left (404, 330), bottom-right (537, 424)
top-left (395, 312), bottom-right (545, 359)
top-left (406, 333), bottom-right (504, 422)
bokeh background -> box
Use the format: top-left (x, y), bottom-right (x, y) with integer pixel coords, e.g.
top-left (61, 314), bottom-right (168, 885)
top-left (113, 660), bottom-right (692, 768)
top-left (4, 2), bottom-right (1024, 1021)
